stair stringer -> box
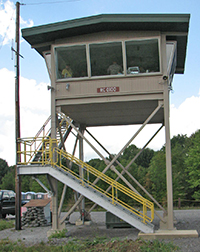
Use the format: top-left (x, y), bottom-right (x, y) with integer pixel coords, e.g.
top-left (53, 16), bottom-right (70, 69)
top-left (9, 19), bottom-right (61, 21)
top-left (17, 164), bottom-right (154, 234)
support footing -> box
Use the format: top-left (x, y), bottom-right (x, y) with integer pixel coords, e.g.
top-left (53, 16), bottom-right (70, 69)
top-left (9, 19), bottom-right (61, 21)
top-left (75, 219), bottom-right (92, 226)
top-left (47, 221), bottom-right (66, 237)
top-left (138, 230), bottom-right (199, 239)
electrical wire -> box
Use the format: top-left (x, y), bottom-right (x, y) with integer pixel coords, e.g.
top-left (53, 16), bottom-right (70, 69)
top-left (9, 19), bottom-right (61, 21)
top-left (0, 0), bottom-right (81, 52)
top-left (21, 0), bottom-right (80, 6)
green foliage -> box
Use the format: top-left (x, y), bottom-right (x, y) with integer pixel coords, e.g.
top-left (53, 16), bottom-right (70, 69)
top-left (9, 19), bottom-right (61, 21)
top-left (122, 144), bottom-right (139, 163)
top-left (83, 236), bottom-right (107, 246)
top-left (0, 238), bottom-right (180, 252)
top-left (0, 158), bottom-right (9, 184)
top-left (140, 239), bottom-right (179, 252)
top-left (148, 150), bottom-right (167, 204)
top-left (135, 148), bottom-right (155, 168)
top-left (171, 134), bottom-right (191, 200)
top-left (0, 220), bottom-right (14, 231)
top-left (48, 229), bottom-right (68, 239)
top-left (185, 130), bottom-right (200, 199)
top-left (1, 130), bottom-right (200, 209)
top-left (29, 175), bottom-right (49, 193)
top-left (0, 166), bottom-right (15, 191)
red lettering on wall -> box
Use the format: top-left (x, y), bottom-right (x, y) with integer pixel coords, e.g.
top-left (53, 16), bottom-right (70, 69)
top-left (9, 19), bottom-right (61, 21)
top-left (97, 86), bottom-right (119, 93)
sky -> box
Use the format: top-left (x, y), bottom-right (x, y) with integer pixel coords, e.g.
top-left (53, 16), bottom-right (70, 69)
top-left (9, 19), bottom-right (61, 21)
top-left (0, 0), bottom-right (200, 166)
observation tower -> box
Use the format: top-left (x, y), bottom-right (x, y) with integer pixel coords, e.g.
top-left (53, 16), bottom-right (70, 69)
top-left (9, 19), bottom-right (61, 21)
top-left (18, 14), bottom-right (190, 235)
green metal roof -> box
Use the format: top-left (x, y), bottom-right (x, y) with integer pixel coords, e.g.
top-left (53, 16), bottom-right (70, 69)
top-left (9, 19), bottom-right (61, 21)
top-left (22, 13), bottom-right (190, 74)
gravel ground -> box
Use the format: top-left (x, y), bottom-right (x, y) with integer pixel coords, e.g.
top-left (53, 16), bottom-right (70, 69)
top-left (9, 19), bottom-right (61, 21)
top-left (0, 210), bottom-right (200, 251)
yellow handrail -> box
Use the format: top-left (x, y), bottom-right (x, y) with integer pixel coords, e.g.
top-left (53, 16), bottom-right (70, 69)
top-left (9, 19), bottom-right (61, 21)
top-left (17, 113), bottom-right (70, 164)
top-left (17, 137), bottom-right (154, 224)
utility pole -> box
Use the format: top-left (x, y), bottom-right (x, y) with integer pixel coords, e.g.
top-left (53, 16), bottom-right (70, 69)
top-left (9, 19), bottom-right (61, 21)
top-left (15, 1), bottom-right (21, 230)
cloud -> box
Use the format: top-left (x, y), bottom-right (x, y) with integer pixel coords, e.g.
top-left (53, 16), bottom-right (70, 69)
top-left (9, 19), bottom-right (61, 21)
top-left (82, 92), bottom-right (200, 161)
top-left (0, 68), bottom-right (50, 166)
top-left (170, 91), bottom-right (200, 137)
top-left (0, 0), bottom-right (33, 46)
top-left (0, 66), bottom-right (200, 165)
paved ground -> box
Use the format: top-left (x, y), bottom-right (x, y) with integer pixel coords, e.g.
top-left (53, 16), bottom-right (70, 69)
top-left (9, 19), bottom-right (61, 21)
top-left (0, 210), bottom-right (200, 251)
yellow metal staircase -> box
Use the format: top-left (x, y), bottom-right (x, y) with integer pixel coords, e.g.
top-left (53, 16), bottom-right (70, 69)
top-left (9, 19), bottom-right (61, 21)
top-left (17, 136), bottom-right (154, 233)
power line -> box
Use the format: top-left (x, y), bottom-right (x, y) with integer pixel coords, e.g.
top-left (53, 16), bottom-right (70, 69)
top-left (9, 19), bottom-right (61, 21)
top-left (0, 0), bottom-right (81, 52)
top-left (22, 0), bottom-right (80, 6)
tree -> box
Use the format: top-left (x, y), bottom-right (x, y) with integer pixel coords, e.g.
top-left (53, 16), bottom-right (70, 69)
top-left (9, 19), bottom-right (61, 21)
top-left (0, 158), bottom-right (9, 184)
top-left (170, 134), bottom-right (191, 201)
top-left (122, 144), bottom-right (138, 163)
top-left (147, 150), bottom-right (167, 205)
top-left (185, 130), bottom-right (200, 200)
top-left (135, 148), bottom-right (155, 168)
top-left (0, 165), bottom-right (15, 190)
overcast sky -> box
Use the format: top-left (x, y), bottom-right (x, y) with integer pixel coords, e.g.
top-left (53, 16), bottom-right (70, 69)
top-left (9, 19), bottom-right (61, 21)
top-left (0, 0), bottom-right (200, 166)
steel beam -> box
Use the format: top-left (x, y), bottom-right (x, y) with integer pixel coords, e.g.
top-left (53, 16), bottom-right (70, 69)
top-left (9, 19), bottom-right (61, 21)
top-left (58, 134), bottom-right (79, 217)
top-left (162, 34), bottom-right (174, 230)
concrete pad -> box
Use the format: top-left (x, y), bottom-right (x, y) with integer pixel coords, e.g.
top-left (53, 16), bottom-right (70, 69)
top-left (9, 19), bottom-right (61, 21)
top-left (138, 230), bottom-right (199, 240)
top-left (75, 219), bottom-right (92, 226)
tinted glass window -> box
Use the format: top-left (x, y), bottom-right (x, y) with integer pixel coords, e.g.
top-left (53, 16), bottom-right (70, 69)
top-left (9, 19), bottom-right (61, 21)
top-left (126, 39), bottom-right (160, 74)
top-left (3, 192), bottom-right (9, 199)
top-left (90, 42), bottom-right (123, 77)
top-left (8, 191), bottom-right (15, 198)
top-left (56, 45), bottom-right (87, 79)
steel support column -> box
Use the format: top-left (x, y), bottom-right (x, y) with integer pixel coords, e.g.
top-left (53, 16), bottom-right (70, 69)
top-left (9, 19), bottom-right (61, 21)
top-left (162, 34), bottom-right (174, 230)
top-left (50, 45), bottom-right (58, 230)
top-left (79, 125), bottom-right (85, 223)
top-left (164, 83), bottom-right (174, 229)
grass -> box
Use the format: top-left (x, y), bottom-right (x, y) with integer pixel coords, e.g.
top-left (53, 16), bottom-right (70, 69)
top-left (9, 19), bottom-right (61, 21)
top-left (0, 219), bottom-right (14, 231)
top-left (48, 229), bottom-right (68, 239)
top-left (0, 237), bottom-right (180, 252)
top-left (0, 218), bottom-right (180, 251)
top-left (139, 239), bottom-right (179, 252)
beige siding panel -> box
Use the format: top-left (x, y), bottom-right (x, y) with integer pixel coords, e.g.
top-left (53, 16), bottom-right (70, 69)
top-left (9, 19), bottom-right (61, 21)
top-left (55, 31), bottom-right (160, 46)
top-left (56, 93), bottom-right (164, 106)
top-left (56, 75), bottom-right (163, 101)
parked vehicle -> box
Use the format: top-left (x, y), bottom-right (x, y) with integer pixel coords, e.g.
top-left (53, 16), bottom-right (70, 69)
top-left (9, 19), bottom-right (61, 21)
top-left (0, 190), bottom-right (27, 219)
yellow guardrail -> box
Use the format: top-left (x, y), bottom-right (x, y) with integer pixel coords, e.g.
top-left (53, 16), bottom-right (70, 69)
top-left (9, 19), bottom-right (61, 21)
top-left (18, 137), bottom-right (57, 165)
top-left (17, 137), bottom-right (154, 224)
top-left (17, 113), bottom-right (70, 164)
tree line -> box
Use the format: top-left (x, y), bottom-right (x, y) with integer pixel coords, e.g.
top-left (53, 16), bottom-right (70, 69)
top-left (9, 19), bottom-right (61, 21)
top-left (0, 129), bottom-right (200, 208)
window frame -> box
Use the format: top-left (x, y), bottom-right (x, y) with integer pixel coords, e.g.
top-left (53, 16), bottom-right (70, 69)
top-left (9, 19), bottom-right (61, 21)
top-left (54, 43), bottom-right (88, 80)
top-left (89, 40), bottom-right (124, 78)
top-left (124, 37), bottom-right (161, 76)
top-left (54, 36), bottom-right (162, 82)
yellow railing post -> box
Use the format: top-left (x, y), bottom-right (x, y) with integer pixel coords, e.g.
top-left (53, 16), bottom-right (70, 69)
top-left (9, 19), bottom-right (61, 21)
top-left (24, 141), bottom-right (26, 164)
top-left (143, 201), bottom-right (147, 223)
top-left (112, 183), bottom-right (114, 205)
top-left (81, 164), bottom-right (84, 186)
top-left (87, 169), bottom-right (89, 182)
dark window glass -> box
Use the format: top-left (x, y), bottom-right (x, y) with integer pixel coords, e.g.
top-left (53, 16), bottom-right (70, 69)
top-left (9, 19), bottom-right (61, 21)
top-left (56, 45), bottom-right (87, 79)
top-left (126, 39), bottom-right (160, 74)
top-left (90, 42), bottom-right (123, 77)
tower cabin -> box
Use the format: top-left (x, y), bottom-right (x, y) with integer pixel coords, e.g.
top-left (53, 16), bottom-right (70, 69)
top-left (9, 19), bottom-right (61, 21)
top-left (22, 14), bottom-right (189, 128)
top-left (21, 14), bottom-right (190, 232)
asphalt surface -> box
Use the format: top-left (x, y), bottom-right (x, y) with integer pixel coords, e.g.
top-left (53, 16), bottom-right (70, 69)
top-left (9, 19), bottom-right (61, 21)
top-left (0, 210), bottom-right (200, 251)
